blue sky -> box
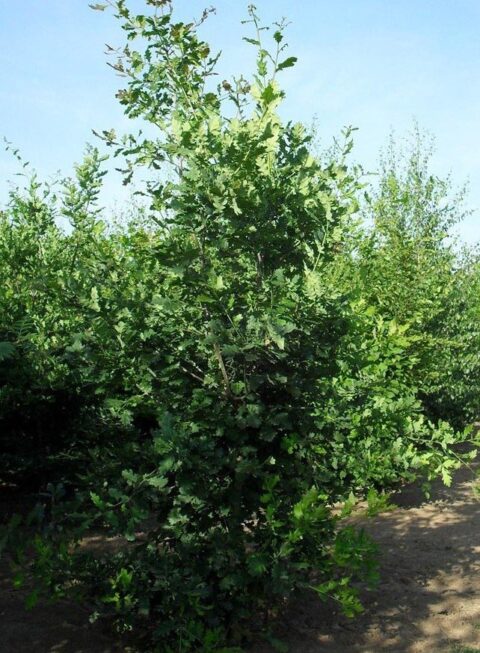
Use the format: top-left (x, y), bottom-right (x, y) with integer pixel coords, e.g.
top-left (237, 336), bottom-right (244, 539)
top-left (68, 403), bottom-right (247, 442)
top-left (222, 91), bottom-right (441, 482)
top-left (1, 1), bottom-right (479, 243)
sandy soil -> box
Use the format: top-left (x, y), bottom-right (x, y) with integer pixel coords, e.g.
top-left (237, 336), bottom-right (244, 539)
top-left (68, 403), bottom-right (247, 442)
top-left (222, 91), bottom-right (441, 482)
top-left (0, 558), bottom-right (126, 653)
top-left (1, 466), bottom-right (480, 653)
top-left (253, 465), bottom-right (480, 653)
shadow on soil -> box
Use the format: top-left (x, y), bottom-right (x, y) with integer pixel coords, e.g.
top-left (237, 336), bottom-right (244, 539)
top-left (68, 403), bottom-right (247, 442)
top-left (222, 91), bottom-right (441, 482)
top-left (252, 465), bottom-right (480, 653)
top-left (1, 467), bottom-right (480, 652)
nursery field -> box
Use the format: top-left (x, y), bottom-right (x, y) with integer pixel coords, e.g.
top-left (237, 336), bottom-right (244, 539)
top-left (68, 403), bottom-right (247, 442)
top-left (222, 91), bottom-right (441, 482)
top-left (1, 2), bottom-right (480, 652)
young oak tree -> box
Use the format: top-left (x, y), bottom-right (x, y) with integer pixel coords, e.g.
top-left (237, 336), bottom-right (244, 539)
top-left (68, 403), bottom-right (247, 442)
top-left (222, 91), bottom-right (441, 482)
top-left (7, 2), bottom-right (475, 651)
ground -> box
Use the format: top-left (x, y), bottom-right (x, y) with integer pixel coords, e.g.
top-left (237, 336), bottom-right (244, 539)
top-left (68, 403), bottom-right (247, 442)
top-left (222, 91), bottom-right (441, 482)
top-left (253, 465), bottom-right (480, 653)
top-left (1, 465), bottom-right (480, 653)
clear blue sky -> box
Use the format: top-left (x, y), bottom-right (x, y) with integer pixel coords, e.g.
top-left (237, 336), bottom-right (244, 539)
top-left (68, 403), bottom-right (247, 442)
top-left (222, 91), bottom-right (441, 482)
top-left (1, 1), bottom-right (479, 243)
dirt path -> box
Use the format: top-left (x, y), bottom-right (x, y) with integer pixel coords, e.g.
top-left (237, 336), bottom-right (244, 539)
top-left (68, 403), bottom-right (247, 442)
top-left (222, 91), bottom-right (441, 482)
top-left (0, 560), bottom-right (125, 652)
top-left (1, 467), bottom-right (480, 652)
top-left (253, 466), bottom-right (480, 653)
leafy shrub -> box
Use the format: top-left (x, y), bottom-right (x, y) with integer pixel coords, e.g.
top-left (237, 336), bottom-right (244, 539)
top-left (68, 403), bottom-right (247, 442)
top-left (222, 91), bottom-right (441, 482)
top-left (0, 3), bottom-right (477, 652)
top-left (353, 129), bottom-right (480, 427)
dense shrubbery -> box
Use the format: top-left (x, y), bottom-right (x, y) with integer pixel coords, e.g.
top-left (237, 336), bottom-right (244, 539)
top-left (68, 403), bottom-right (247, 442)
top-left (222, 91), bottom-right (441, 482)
top-left (353, 131), bottom-right (480, 428)
top-left (1, 2), bottom-right (479, 651)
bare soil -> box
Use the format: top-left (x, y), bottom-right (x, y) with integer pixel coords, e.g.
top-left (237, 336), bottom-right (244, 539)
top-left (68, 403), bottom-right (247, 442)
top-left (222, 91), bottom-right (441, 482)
top-left (2, 466), bottom-right (480, 653)
top-left (253, 465), bottom-right (480, 653)
top-left (0, 550), bottom-right (128, 653)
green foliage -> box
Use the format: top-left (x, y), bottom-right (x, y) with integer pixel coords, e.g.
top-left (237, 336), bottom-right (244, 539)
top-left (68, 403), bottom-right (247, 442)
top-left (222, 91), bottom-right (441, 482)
top-left (0, 3), bottom-right (478, 653)
top-left (0, 147), bottom-right (127, 485)
top-left (353, 129), bottom-right (480, 427)
top-left (365, 489), bottom-right (396, 517)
